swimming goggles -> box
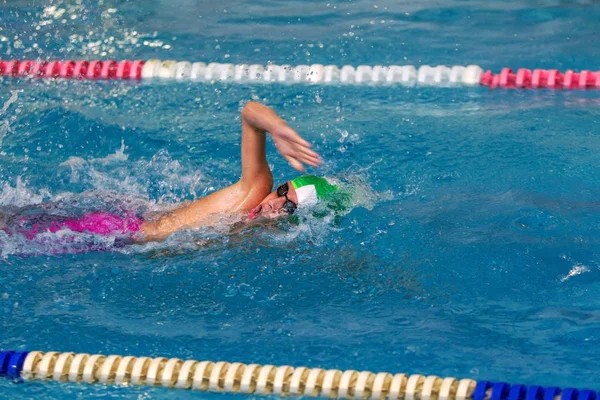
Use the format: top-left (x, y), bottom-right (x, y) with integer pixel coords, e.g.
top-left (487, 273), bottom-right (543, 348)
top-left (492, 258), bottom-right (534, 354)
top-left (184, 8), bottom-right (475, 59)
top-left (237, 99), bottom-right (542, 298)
top-left (277, 182), bottom-right (298, 215)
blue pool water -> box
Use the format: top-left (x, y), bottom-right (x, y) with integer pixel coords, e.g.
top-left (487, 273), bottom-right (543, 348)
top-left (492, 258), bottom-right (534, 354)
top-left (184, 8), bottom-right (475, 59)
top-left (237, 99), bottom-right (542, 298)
top-left (1, 0), bottom-right (600, 397)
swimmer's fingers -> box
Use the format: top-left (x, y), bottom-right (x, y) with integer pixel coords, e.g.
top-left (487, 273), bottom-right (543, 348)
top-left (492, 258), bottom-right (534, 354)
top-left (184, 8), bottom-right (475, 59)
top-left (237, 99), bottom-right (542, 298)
top-left (290, 148), bottom-right (321, 169)
top-left (283, 155), bottom-right (306, 172)
top-left (272, 125), bottom-right (322, 170)
top-left (279, 131), bottom-right (322, 161)
top-left (275, 125), bottom-right (312, 148)
top-left (276, 139), bottom-right (321, 169)
top-left (296, 145), bottom-right (322, 165)
top-left (275, 141), bottom-right (303, 169)
top-left (294, 150), bottom-right (321, 167)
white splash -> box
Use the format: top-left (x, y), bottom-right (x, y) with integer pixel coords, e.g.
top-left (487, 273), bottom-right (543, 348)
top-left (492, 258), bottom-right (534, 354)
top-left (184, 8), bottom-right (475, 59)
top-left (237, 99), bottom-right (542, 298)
top-left (560, 264), bottom-right (590, 282)
top-left (0, 177), bottom-right (51, 206)
top-left (0, 90), bottom-right (20, 116)
top-left (59, 139), bottom-right (128, 169)
top-left (0, 90), bottom-right (21, 148)
top-left (91, 139), bottom-right (129, 165)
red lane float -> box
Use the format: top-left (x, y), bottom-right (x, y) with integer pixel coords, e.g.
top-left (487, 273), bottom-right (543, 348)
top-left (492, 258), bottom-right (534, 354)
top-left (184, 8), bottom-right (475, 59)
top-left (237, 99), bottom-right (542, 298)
top-left (479, 68), bottom-right (600, 89)
top-left (0, 60), bottom-right (145, 80)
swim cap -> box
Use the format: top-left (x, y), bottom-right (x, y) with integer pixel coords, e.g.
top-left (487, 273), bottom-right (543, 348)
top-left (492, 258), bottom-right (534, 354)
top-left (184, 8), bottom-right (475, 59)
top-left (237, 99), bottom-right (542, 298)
top-left (290, 175), bottom-right (338, 206)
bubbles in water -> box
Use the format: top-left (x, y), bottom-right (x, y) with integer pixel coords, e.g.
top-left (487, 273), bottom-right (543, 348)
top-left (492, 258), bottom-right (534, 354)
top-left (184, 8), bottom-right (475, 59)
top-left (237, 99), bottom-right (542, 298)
top-left (2, 2), bottom-right (158, 58)
top-left (315, 91), bottom-right (322, 104)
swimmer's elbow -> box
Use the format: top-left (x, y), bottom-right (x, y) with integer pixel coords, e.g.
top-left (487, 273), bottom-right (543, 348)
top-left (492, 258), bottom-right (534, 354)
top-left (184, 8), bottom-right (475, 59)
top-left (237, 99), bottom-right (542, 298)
top-left (136, 223), bottom-right (165, 243)
top-left (138, 219), bottom-right (177, 243)
top-left (241, 101), bottom-right (260, 120)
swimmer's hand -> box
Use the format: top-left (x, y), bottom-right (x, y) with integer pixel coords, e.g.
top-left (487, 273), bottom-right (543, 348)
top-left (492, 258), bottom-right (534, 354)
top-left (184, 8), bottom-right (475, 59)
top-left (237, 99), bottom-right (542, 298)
top-left (242, 101), bottom-right (322, 172)
top-left (271, 124), bottom-right (322, 172)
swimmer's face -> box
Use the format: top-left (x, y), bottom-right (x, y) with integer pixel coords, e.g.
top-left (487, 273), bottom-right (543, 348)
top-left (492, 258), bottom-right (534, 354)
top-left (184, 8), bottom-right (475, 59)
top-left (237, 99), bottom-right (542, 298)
top-left (248, 181), bottom-right (299, 220)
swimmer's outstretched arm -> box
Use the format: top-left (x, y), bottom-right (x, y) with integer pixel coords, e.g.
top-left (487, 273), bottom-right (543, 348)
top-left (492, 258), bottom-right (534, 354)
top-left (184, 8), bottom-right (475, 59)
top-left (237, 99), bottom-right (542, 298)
top-left (138, 102), bottom-right (320, 241)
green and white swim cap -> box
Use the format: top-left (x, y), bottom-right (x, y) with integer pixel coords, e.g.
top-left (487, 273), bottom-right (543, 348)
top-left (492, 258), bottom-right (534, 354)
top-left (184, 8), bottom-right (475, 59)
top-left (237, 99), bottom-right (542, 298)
top-left (290, 175), bottom-right (338, 206)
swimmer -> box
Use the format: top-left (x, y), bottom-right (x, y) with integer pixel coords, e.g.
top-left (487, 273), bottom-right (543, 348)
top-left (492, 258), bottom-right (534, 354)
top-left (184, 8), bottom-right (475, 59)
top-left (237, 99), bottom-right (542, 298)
top-left (2, 102), bottom-right (342, 247)
top-left (138, 101), bottom-right (338, 242)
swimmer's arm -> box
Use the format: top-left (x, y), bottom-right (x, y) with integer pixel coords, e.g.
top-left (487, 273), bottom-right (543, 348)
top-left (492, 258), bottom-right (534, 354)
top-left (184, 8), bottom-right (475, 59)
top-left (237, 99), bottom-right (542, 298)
top-left (137, 102), bottom-right (321, 242)
top-left (239, 101), bottom-right (274, 191)
top-left (240, 102), bottom-right (321, 190)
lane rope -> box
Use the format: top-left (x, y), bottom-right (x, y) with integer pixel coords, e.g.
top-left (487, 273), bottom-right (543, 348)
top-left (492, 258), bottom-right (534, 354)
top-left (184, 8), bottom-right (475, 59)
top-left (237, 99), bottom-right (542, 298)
top-left (0, 350), bottom-right (596, 399)
top-left (2, 59), bottom-right (599, 89)
top-left (139, 60), bottom-right (484, 86)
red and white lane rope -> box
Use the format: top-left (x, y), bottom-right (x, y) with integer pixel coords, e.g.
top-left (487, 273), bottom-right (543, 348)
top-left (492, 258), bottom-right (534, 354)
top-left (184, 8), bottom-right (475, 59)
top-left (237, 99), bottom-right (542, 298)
top-left (1, 59), bottom-right (600, 89)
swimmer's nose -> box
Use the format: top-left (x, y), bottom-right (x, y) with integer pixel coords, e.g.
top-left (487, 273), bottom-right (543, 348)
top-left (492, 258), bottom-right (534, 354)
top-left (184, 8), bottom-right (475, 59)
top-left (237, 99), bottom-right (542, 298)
top-left (267, 197), bottom-right (285, 210)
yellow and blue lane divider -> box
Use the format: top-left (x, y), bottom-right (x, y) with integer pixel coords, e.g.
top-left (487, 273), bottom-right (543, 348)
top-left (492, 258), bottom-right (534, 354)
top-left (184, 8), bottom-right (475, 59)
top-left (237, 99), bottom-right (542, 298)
top-left (0, 349), bottom-right (597, 399)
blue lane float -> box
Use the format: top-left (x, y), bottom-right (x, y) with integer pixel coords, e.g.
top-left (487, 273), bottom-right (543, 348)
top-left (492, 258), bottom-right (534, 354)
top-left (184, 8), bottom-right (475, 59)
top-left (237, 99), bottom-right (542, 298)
top-left (0, 349), bottom-right (596, 399)
top-left (0, 351), bottom-right (29, 380)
